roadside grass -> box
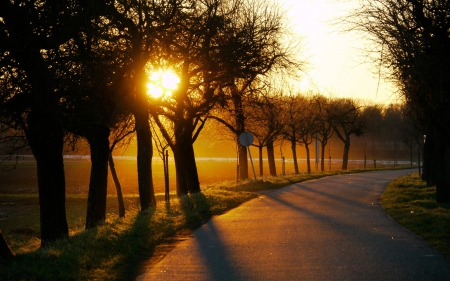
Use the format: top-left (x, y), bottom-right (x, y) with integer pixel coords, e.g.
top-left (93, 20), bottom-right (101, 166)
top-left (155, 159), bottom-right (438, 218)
top-left (382, 172), bottom-right (450, 259)
top-left (1, 167), bottom-right (417, 280)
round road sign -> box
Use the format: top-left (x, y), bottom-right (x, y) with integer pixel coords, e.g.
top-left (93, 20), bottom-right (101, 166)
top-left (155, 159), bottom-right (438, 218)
top-left (239, 132), bottom-right (254, 146)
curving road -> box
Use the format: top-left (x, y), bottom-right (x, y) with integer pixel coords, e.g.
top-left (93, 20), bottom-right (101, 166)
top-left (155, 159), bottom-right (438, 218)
top-left (136, 169), bottom-right (450, 281)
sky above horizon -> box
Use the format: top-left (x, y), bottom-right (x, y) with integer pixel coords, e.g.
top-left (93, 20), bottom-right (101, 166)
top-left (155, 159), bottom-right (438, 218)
top-left (278, 0), bottom-right (399, 104)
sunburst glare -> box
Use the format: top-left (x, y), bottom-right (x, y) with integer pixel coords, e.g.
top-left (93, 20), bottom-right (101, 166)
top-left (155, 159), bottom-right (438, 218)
top-left (147, 69), bottom-right (180, 98)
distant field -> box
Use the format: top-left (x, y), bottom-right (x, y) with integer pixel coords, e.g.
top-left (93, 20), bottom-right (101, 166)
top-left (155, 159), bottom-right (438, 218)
top-left (0, 156), bottom-right (410, 195)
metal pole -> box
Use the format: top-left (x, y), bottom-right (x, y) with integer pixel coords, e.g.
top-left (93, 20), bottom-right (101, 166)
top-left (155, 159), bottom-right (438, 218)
top-left (247, 146), bottom-right (257, 180)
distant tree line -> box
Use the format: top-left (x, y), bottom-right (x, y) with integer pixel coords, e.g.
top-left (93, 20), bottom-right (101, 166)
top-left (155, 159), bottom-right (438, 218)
top-left (211, 90), bottom-right (423, 177)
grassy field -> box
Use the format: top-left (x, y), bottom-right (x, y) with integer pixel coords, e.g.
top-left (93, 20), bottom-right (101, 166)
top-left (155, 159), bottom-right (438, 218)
top-left (381, 172), bottom-right (450, 259)
top-left (2, 167), bottom-right (446, 280)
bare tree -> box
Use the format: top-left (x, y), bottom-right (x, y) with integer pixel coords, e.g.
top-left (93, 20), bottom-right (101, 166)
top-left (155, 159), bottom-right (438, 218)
top-left (209, 0), bottom-right (305, 180)
top-left (247, 87), bottom-right (286, 177)
top-left (108, 115), bottom-right (135, 218)
top-left (381, 104), bottom-right (403, 166)
top-left (105, 0), bottom-right (182, 210)
top-left (327, 98), bottom-right (366, 170)
top-left (314, 95), bottom-right (335, 171)
top-left (281, 93), bottom-right (302, 174)
top-left (149, 0), bottom-right (239, 196)
top-left (283, 94), bottom-right (320, 174)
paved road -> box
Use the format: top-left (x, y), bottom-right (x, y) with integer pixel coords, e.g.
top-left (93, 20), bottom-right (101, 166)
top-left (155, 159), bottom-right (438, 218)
top-left (136, 170), bottom-right (450, 281)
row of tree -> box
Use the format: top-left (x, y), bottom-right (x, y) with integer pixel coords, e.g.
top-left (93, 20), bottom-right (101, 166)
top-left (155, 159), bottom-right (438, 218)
top-left (343, 0), bottom-right (450, 203)
top-left (0, 0), bottom-right (302, 246)
top-left (2, 0), bottom-right (444, 249)
top-left (209, 91), bottom-right (422, 177)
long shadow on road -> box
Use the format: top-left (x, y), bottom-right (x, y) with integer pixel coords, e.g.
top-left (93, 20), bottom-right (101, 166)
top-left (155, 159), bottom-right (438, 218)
top-left (137, 170), bottom-right (450, 281)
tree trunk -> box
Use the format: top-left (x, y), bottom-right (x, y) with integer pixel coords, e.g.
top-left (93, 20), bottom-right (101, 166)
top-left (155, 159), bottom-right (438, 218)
top-left (267, 141), bottom-right (276, 176)
top-left (172, 141), bottom-right (200, 196)
top-left (172, 116), bottom-right (201, 196)
top-left (305, 143), bottom-right (311, 174)
top-left (173, 145), bottom-right (187, 196)
top-left (291, 138), bottom-right (299, 174)
top-left (259, 145), bottom-right (264, 176)
top-left (342, 139), bottom-right (350, 170)
top-left (435, 129), bottom-right (450, 203)
top-left (108, 154), bottom-right (125, 218)
top-left (26, 110), bottom-right (68, 246)
top-left (134, 109), bottom-right (156, 211)
top-left (85, 125), bottom-right (110, 229)
top-left (233, 91), bottom-right (248, 180)
top-left (185, 142), bottom-right (200, 193)
top-left (423, 128), bottom-right (435, 185)
top-left (6, 5), bottom-right (68, 247)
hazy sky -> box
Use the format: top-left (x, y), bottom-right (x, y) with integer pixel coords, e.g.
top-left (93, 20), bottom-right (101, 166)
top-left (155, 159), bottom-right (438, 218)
top-left (278, 0), bottom-right (398, 104)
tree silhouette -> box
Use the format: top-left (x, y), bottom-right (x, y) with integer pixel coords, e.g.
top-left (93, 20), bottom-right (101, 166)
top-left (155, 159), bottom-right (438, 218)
top-left (327, 98), bottom-right (366, 170)
top-left (314, 95), bottom-right (335, 171)
top-left (101, 0), bottom-right (181, 210)
top-left (210, 0), bottom-right (304, 180)
top-left (345, 0), bottom-right (450, 201)
top-left (149, 0), bottom-right (239, 195)
top-left (0, 0), bottom-right (80, 245)
top-left (247, 87), bottom-right (286, 177)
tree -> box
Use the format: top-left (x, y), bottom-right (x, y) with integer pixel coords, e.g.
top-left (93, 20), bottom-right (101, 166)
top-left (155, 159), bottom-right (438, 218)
top-left (294, 95), bottom-right (320, 174)
top-left (363, 104), bottom-right (383, 168)
top-left (345, 0), bottom-right (450, 202)
top-left (0, 0), bottom-right (80, 245)
top-left (104, 0), bottom-right (182, 210)
top-left (60, 1), bottom-right (134, 228)
top-left (247, 87), bottom-right (286, 176)
top-left (282, 93), bottom-right (302, 174)
top-left (209, 0), bottom-right (304, 180)
top-left (327, 98), bottom-right (366, 170)
top-left (381, 104), bottom-right (403, 166)
top-left (314, 95), bottom-right (334, 171)
top-left (108, 115), bottom-right (136, 218)
top-left (398, 105), bottom-right (423, 167)
top-left (149, 0), bottom-right (236, 196)
top-left (281, 94), bottom-right (319, 174)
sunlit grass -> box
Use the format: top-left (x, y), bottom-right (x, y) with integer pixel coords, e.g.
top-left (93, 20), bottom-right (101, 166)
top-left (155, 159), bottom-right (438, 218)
top-left (382, 172), bottom-right (450, 259)
top-left (0, 187), bottom-right (256, 280)
top-left (0, 166), bottom-right (420, 280)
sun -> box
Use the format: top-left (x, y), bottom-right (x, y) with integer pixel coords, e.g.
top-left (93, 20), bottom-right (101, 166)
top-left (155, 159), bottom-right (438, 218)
top-left (147, 69), bottom-right (180, 98)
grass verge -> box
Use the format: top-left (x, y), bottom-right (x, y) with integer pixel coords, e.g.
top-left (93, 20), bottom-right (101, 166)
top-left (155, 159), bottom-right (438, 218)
top-left (382, 172), bottom-right (450, 259)
top-left (1, 167), bottom-right (417, 280)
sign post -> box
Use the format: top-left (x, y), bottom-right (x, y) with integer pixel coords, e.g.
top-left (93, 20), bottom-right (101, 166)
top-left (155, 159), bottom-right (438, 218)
top-left (239, 132), bottom-right (257, 180)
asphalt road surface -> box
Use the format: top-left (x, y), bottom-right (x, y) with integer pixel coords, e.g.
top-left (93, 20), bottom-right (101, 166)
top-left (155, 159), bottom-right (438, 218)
top-left (136, 169), bottom-right (450, 281)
